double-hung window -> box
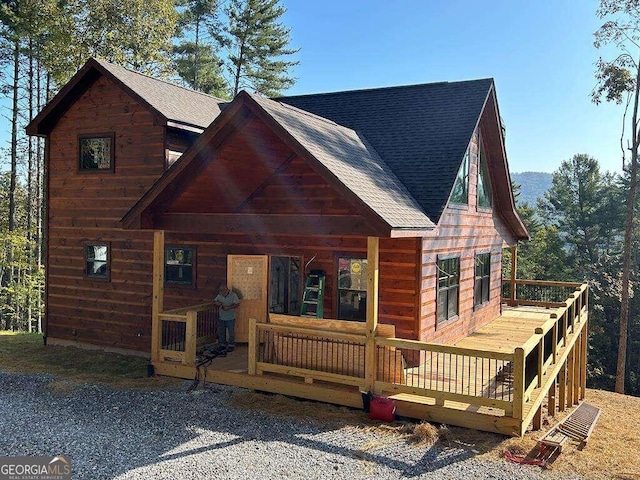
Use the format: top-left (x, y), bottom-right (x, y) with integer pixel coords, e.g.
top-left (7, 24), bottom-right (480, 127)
top-left (474, 253), bottom-right (491, 306)
top-left (437, 257), bottom-right (459, 322)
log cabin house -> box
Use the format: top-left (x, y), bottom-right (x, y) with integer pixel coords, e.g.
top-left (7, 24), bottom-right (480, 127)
top-left (27, 58), bottom-right (589, 435)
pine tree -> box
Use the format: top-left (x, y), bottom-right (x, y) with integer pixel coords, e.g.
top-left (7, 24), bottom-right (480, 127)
top-left (223, 0), bottom-right (299, 97)
top-left (173, 0), bottom-right (227, 97)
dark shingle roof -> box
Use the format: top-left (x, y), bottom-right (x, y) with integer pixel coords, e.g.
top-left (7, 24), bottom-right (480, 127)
top-left (96, 60), bottom-right (225, 129)
top-left (251, 94), bottom-right (434, 229)
top-left (277, 80), bottom-right (493, 223)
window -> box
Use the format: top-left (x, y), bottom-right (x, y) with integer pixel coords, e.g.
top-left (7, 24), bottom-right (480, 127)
top-left (450, 151), bottom-right (469, 204)
top-left (85, 243), bottom-right (109, 279)
top-left (437, 257), bottom-right (459, 322)
top-left (269, 256), bottom-right (302, 315)
top-left (337, 257), bottom-right (367, 321)
top-left (477, 139), bottom-right (492, 208)
top-left (79, 134), bottom-right (114, 171)
top-left (474, 253), bottom-right (491, 306)
top-left (165, 247), bottom-right (195, 285)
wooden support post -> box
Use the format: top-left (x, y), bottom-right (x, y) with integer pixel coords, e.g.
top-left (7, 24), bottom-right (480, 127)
top-left (559, 361), bottom-right (566, 412)
top-left (184, 311), bottom-right (196, 367)
top-left (513, 347), bottom-right (525, 421)
top-left (563, 312), bottom-right (568, 347)
top-left (548, 378), bottom-right (556, 417)
top-left (581, 325), bottom-right (588, 400)
top-left (510, 245), bottom-right (517, 303)
top-left (365, 236), bottom-right (379, 394)
top-left (248, 318), bottom-right (258, 376)
top-left (537, 337), bottom-right (544, 387)
top-left (552, 320), bottom-right (558, 364)
top-left (533, 405), bottom-right (543, 430)
top-left (573, 334), bottom-right (581, 404)
top-left (151, 230), bottom-right (165, 363)
top-left (567, 346), bottom-right (574, 408)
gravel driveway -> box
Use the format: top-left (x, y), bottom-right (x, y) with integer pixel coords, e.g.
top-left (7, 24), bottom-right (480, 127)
top-left (0, 372), bottom-right (583, 479)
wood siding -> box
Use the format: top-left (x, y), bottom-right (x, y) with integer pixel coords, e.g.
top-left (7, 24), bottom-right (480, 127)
top-left (418, 127), bottom-right (517, 344)
top-left (47, 76), bottom-right (164, 350)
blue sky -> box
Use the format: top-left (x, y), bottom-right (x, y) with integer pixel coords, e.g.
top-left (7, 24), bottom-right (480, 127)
top-left (279, 0), bottom-right (624, 174)
top-left (0, 0), bottom-right (626, 174)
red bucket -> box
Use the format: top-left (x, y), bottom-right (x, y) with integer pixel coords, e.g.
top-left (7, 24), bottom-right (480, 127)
top-left (369, 396), bottom-right (396, 422)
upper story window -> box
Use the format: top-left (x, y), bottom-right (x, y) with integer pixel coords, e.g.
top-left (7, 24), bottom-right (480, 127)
top-left (474, 252), bottom-right (491, 306)
top-left (85, 243), bottom-right (109, 280)
top-left (450, 151), bottom-right (469, 204)
top-left (79, 133), bottom-right (115, 172)
top-left (337, 257), bottom-right (367, 321)
top-left (477, 139), bottom-right (492, 208)
top-left (165, 247), bottom-right (195, 285)
top-left (437, 257), bottom-right (459, 323)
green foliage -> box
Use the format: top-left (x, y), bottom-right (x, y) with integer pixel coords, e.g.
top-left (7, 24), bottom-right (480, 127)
top-left (43, 0), bottom-right (178, 86)
top-left (538, 154), bottom-right (623, 269)
top-left (223, 0), bottom-right (299, 96)
top-left (173, 0), bottom-right (228, 97)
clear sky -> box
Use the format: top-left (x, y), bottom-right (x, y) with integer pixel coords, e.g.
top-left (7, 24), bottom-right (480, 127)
top-left (0, 0), bottom-right (626, 174)
top-left (279, 0), bottom-right (624, 174)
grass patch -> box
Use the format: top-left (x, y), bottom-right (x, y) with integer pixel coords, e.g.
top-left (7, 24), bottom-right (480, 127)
top-left (0, 331), bottom-right (179, 389)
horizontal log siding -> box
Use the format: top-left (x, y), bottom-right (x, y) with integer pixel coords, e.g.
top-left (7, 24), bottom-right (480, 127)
top-left (47, 76), bottom-right (165, 351)
top-left (159, 234), bottom-right (419, 339)
top-left (419, 128), bottom-right (517, 344)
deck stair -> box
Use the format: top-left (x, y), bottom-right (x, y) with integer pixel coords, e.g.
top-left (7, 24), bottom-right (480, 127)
top-left (538, 402), bottom-right (601, 452)
top-left (300, 270), bottom-right (325, 318)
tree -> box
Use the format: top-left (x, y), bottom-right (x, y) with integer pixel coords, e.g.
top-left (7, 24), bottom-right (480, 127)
top-left (538, 154), bottom-right (622, 272)
top-left (222, 0), bottom-right (299, 97)
top-left (173, 0), bottom-right (227, 97)
top-left (43, 0), bottom-right (178, 86)
top-left (593, 0), bottom-right (640, 393)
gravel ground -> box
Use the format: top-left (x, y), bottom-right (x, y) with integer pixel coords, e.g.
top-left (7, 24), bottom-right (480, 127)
top-left (0, 372), bottom-right (584, 480)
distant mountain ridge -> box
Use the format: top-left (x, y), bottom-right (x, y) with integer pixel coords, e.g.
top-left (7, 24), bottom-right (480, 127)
top-left (510, 171), bottom-right (553, 206)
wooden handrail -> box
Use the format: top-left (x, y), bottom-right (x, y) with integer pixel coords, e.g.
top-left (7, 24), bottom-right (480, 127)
top-left (508, 279), bottom-right (583, 288)
top-left (375, 337), bottom-right (515, 361)
top-left (163, 302), bottom-right (217, 315)
top-left (256, 321), bottom-right (366, 344)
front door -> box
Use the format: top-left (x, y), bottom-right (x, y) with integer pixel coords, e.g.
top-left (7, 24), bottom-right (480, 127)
top-left (227, 255), bottom-right (268, 343)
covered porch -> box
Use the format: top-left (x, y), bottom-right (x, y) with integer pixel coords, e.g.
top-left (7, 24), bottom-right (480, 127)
top-left (150, 231), bottom-right (588, 436)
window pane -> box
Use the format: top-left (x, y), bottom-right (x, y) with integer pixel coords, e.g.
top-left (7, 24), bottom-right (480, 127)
top-left (337, 257), bottom-right (367, 321)
top-left (477, 142), bottom-right (492, 207)
top-left (86, 244), bottom-right (108, 278)
top-left (80, 136), bottom-right (112, 170)
top-left (437, 257), bottom-right (460, 321)
top-left (450, 152), bottom-right (469, 204)
top-left (165, 247), bottom-right (194, 284)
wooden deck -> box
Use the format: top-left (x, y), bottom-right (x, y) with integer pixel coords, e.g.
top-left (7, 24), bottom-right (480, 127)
top-left (456, 306), bottom-right (555, 353)
top-left (153, 281), bottom-right (589, 437)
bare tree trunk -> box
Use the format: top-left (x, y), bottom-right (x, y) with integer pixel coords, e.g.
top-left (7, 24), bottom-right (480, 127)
top-left (616, 61), bottom-right (640, 394)
top-left (36, 60), bottom-right (43, 334)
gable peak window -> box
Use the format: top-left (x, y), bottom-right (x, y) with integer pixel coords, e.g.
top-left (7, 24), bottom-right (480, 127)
top-left (79, 133), bottom-right (115, 171)
top-left (477, 139), bottom-right (493, 208)
top-left (450, 150), bottom-right (469, 205)
top-left (437, 256), bottom-right (459, 323)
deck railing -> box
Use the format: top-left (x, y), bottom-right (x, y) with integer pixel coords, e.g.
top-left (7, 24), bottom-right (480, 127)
top-left (152, 280), bottom-right (588, 433)
top-left (250, 321), bottom-right (367, 387)
top-left (374, 338), bottom-right (515, 413)
top-left (156, 302), bottom-right (218, 366)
